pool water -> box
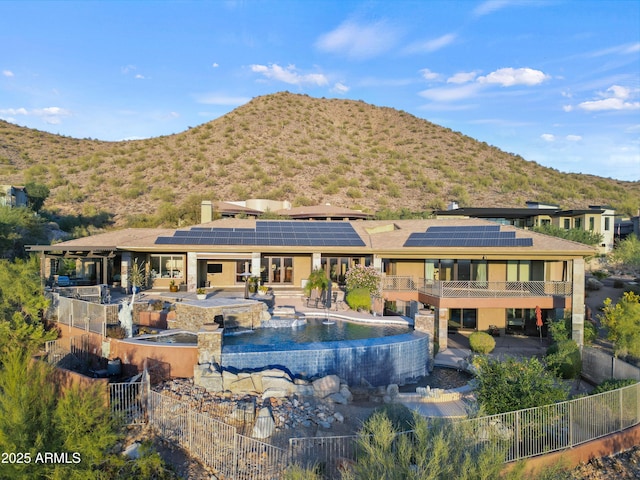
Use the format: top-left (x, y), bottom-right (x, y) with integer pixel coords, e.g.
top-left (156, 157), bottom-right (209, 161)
top-left (138, 332), bottom-right (197, 344)
top-left (399, 366), bottom-right (472, 392)
top-left (223, 317), bottom-right (412, 346)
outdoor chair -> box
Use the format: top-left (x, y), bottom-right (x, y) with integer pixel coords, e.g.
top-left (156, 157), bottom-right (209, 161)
top-left (332, 290), bottom-right (346, 310)
top-left (306, 289), bottom-right (321, 308)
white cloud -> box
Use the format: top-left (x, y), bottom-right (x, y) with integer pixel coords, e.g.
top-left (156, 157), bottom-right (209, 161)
top-left (447, 71), bottom-right (478, 84)
top-left (250, 64), bottom-right (328, 86)
top-left (194, 94), bottom-right (251, 106)
top-left (541, 133), bottom-right (555, 142)
top-left (577, 85), bottom-right (640, 111)
top-left (315, 21), bottom-right (399, 59)
top-left (477, 67), bottom-right (550, 86)
top-left (473, 0), bottom-right (512, 16)
top-left (566, 135), bottom-right (582, 142)
top-left (212, 63), bottom-right (219, 68)
top-left (134, 74), bottom-right (145, 80)
top-left (332, 82), bottom-right (349, 94)
top-left (404, 33), bottom-right (457, 54)
top-left (0, 106), bottom-right (71, 124)
top-left (420, 69), bottom-right (442, 81)
top-left (2, 70), bottom-right (14, 77)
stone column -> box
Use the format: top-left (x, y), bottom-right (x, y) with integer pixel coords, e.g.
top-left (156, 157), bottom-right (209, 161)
top-left (187, 252), bottom-right (197, 292)
top-left (437, 308), bottom-right (448, 351)
top-left (312, 252), bottom-right (321, 271)
top-left (571, 258), bottom-right (585, 347)
top-left (197, 324), bottom-right (223, 365)
top-left (415, 309), bottom-right (436, 368)
top-left (121, 252), bottom-right (131, 293)
top-left (372, 255), bottom-right (382, 272)
top-left (251, 252), bottom-right (261, 276)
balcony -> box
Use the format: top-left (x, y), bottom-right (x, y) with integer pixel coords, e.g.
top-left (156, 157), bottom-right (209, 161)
top-left (382, 276), bottom-right (572, 298)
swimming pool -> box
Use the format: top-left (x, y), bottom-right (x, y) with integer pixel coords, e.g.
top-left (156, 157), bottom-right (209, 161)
top-left (136, 331), bottom-right (198, 344)
top-left (221, 315), bottom-right (429, 387)
top-left (223, 317), bottom-right (411, 346)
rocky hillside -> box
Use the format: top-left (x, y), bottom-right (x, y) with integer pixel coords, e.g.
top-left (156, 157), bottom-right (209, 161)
top-left (1, 92), bottom-right (638, 227)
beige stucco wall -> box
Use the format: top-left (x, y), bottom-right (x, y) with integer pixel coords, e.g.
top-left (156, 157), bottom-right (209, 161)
top-left (394, 260), bottom-right (424, 279)
top-left (488, 261), bottom-right (506, 281)
top-left (477, 308), bottom-right (505, 331)
top-left (206, 260), bottom-right (237, 287)
top-left (293, 255), bottom-right (312, 288)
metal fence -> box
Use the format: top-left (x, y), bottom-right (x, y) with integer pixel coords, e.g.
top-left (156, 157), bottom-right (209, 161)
top-left (147, 390), bottom-right (288, 480)
top-left (106, 353), bottom-right (639, 478)
top-left (55, 294), bottom-right (119, 336)
top-left (110, 374), bottom-right (148, 425)
top-left (418, 280), bottom-right (572, 298)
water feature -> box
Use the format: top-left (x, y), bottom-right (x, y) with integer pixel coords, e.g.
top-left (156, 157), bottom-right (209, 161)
top-left (223, 317), bottom-right (411, 346)
top-left (399, 366), bottom-right (472, 392)
top-left (137, 331), bottom-right (198, 344)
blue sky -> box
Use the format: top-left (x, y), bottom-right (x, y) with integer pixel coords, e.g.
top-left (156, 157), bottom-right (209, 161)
top-left (1, 1), bottom-right (639, 181)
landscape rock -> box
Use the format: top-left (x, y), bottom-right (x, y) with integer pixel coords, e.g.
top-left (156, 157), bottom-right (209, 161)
top-left (252, 407), bottom-right (275, 439)
top-left (312, 374), bottom-right (341, 397)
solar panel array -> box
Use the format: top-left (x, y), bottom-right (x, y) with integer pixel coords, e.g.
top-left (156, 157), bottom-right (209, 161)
top-left (404, 225), bottom-right (533, 247)
top-left (155, 221), bottom-right (366, 247)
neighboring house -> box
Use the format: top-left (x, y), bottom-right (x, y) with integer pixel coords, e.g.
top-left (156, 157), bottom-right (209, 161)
top-left (0, 185), bottom-right (28, 208)
top-left (28, 216), bottom-right (594, 348)
top-left (435, 201), bottom-right (616, 254)
top-left (202, 199), bottom-right (372, 221)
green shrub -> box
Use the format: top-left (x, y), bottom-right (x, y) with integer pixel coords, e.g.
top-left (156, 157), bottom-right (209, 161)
top-left (469, 331), bottom-right (496, 354)
top-left (613, 279), bottom-right (624, 288)
top-left (546, 339), bottom-right (582, 379)
top-left (592, 270), bottom-right (609, 280)
top-left (590, 378), bottom-right (638, 395)
top-left (345, 288), bottom-right (371, 311)
top-left (367, 403), bottom-right (414, 432)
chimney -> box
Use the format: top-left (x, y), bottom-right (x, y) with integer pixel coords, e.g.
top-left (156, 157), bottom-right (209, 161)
top-left (201, 200), bottom-right (213, 224)
top-left (447, 201), bottom-right (459, 211)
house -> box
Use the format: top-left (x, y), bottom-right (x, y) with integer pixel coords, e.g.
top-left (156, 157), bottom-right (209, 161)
top-left (28, 214), bottom-right (594, 349)
top-left (0, 185), bottom-right (28, 208)
top-left (434, 201), bottom-right (616, 254)
top-left (202, 199), bottom-right (373, 221)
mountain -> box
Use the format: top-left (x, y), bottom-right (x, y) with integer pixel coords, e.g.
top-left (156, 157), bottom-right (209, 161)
top-left (1, 92), bottom-right (638, 227)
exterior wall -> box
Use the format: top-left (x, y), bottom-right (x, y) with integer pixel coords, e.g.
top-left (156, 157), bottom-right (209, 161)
top-left (394, 260), bottom-right (424, 279)
top-left (293, 255), bottom-right (312, 289)
top-left (222, 332), bottom-right (429, 387)
top-left (488, 261), bottom-right (506, 281)
top-left (477, 308), bottom-right (505, 331)
top-left (168, 301), bottom-right (268, 331)
top-left (206, 260), bottom-right (237, 287)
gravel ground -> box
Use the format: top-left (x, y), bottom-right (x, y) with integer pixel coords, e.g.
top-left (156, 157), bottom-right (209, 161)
top-left (570, 445), bottom-right (640, 479)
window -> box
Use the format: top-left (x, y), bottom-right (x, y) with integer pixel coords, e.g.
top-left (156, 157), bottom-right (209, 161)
top-left (575, 218), bottom-right (582, 229)
top-left (323, 256), bottom-right (371, 284)
top-left (449, 308), bottom-right (477, 330)
top-left (236, 260), bottom-right (251, 283)
top-left (260, 257), bottom-right (293, 284)
top-left (150, 255), bottom-right (184, 279)
top-left (589, 217), bottom-right (595, 231)
top-left (604, 217), bottom-right (610, 231)
top-left (563, 219), bottom-right (570, 229)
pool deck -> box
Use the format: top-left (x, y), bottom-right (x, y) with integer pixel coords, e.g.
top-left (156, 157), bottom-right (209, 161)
top-left (124, 288), bottom-right (548, 418)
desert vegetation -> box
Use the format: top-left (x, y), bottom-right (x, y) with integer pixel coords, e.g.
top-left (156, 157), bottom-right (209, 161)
top-left (1, 92), bottom-right (638, 228)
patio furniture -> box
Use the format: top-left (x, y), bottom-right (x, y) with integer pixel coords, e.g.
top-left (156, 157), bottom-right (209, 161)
top-left (332, 290), bottom-right (346, 310)
top-left (306, 289), bottom-right (321, 308)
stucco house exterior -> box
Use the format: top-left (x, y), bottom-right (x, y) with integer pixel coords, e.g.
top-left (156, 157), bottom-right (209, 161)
top-left (435, 201), bottom-right (616, 254)
top-left (28, 213), bottom-right (594, 349)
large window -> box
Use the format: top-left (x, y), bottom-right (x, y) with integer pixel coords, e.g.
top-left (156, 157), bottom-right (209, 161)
top-left (425, 260), bottom-right (487, 282)
top-left (322, 256), bottom-right (371, 284)
top-left (449, 308), bottom-right (477, 330)
top-left (150, 255), bottom-right (184, 280)
top-left (260, 257), bottom-right (293, 284)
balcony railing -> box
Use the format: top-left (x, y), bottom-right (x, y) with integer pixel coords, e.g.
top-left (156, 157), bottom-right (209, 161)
top-left (382, 277), bottom-right (572, 298)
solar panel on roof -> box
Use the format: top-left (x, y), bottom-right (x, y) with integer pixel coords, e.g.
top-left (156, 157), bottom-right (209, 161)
top-left (403, 225), bottom-right (532, 248)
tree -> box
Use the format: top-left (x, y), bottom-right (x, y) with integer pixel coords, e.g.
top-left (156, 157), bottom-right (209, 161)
top-left (599, 291), bottom-right (640, 359)
top-left (474, 356), bottom-right (569, 415)
top-left (0, 257), bottom-right (56, 354)
top-left (0, 206), bottom-right (48, 259)
top-left (25, 182), bottom-right (50, 213)
top-left (0, 348), bottom-right (177, 480)
top-left (345, 264), bottom-right (382, 298)
top-left (532, 224), bottom-right (603, 247)
top-left (610, 236), bottom-right (640, 268)
top-left (340, 409), bottom-right (507, 480)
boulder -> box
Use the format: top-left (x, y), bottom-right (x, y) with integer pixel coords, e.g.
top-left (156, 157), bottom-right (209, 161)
top-left (262, 387), bottom-right (289, 398)
top-left (227, 374), bottom-right (257, 394)
top-left (312, 375), bottom-right (340, 398)
top-left (339, 384), bottom-right (353, 402)
top-left (326, 392), bottom-right (348, 405)
top-left (262, 376), bottom-right (296, 394)
top-left (252, 407), bottom-right (276, 439)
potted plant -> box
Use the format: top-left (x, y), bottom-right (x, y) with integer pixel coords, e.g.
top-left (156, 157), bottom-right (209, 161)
top-left (196, 287), bottom-right (207, 300)
top-left (257, 285), bottom-right (269, 296)
top-left (169, 279), bottom-right (179, 292)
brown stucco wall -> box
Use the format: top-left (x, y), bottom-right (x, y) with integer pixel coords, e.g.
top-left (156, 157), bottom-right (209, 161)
top-left (506, 424), bottom-right (640, 477)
